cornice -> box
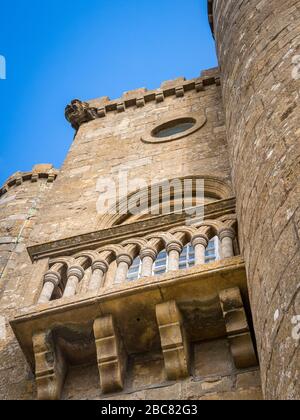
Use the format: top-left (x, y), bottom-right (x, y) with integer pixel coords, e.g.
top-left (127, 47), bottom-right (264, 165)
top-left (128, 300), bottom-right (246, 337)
top-left (65, 70), bottom-right (220, 130)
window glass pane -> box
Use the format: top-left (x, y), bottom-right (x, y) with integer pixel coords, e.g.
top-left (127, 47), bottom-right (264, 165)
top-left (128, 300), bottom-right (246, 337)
top-left (127, 257), bottom-right (141, 281)
top-left (158, 251), bottom-right (167, 259)
top-left (206, 250), bottom-right (216, 257)
top-left (154, 121), bottom-right (195, 138)
top-left (153, 250), bottom-right (167, 276)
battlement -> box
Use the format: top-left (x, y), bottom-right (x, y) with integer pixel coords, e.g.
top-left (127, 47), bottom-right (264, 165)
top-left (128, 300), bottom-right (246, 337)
top-left (0, 164), bottom-right (59, 198)
top-left (65, 68), bottom-right (220, 130)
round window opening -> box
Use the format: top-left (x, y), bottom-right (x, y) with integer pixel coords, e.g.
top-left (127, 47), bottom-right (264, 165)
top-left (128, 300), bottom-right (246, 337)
top-left (152, 117), bottom-right (196, 139)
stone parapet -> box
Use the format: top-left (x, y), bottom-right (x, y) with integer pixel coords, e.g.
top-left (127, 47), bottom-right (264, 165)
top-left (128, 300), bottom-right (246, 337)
top-left (65, 71), bottom-right (221, 130)
top-left (0, 164), bottom-right (59, 198)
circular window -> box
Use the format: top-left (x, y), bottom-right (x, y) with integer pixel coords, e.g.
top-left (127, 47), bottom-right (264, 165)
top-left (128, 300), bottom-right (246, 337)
top-left (141, 114), bottom-right (207, 144)
top-left (152, 118), bottom-right (196, 139)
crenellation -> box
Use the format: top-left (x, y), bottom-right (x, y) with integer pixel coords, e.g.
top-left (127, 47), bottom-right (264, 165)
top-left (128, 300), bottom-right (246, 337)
top-left (66, 73), bottom-right (222, 131)
top-left (0, 165), bottom-right (59, 199)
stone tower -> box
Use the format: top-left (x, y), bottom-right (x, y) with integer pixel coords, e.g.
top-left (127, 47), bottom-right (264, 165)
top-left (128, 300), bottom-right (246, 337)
top-left (0, 70), bottom-right (263, 400)
top-left (0, 2), bottom-right (298, 400)
top-left (208, 0), bottom-right (300, 400)
top-left (0, 165), bottom-right (58, 398)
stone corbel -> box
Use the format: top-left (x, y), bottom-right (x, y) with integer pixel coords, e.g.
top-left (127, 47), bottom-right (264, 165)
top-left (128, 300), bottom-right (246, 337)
top-left (117, 102), bottom-right (125, 113)
top-left (156, 300), bottom-right (190, 380)
top-left (215, 76), bottom-right (221, 86)
top-left (195, 80), bottom-right (205, 92)
top-left (33, 330), bottom-right (67, 400)
top-left (98, 107), bottom-right (106, 118)
top-left (156, 91), bottom-right (165, 103)
top-left (15, 176), bottom-right (23, 186)
top-left (93, 315), bottom-right (127, 394)
top-left (175, 86), bottom-right (185, 98)
top-left (47, 173), bottom-right (56, 183)
top-left (31, 174), bottom-right (39, 183)
top-left (136, 97), bottom-right (145, 107)
top-left (219, 287), bottom-right (258, 369)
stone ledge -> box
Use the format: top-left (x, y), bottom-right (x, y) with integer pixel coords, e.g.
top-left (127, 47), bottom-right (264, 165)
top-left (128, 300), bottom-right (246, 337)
top-left (11, 256), bottom-right (248, 370)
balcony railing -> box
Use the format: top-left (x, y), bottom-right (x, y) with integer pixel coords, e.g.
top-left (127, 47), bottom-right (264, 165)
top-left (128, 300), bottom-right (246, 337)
top-left (37, 217), bottom-right (238, 305)
top-left (10, 198), bottom-right (258, 400)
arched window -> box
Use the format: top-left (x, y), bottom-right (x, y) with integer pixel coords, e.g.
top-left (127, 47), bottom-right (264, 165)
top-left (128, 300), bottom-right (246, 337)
top-left (127, 238), bottom-right (220, 281)
top-left (127, 257), bottom-right (142, 282)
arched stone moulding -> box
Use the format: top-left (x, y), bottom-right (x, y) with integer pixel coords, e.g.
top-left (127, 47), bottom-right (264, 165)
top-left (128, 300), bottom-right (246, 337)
top-left (97, 175), bottom-right (234, 229)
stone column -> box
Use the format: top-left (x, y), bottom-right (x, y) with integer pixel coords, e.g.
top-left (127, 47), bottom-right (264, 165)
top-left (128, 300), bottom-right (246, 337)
top-left (219, 228), bottom-right (235, 259)
top-left (167, 242), bottom-right (182, 272)
top-left (192, 234), bottom-right (209, 265)
top-left (63, 266), bottom-right (85, 298)
top-left (115, 255), bottom-right (132, 284)
top-left (38, 271), bottom-right (61, 304)
top-left (140, 248), bottom-right (157, 278)
top-left (88, 261), bottom-right (109, 292)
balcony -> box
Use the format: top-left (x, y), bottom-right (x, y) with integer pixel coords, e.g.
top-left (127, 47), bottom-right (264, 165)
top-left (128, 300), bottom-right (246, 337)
top-left (10, 198), bottom-right (258, 399)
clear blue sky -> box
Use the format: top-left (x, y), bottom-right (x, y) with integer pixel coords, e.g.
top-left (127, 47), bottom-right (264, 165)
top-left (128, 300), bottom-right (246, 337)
top-left (0, 0), bottom-right (217, 185)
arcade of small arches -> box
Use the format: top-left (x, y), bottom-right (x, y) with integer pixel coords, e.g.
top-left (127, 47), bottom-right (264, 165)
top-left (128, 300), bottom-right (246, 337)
top-left (38, 216), bottom-right (238, 305)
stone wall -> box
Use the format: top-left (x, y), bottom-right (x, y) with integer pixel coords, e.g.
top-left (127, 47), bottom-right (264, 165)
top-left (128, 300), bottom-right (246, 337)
top-left (0, 73), bottom-right (262, 400)
top-left (0, 165), bottom-right (57, 399)
top-left (62, 339), bottom-right (262, 400)
top-left (29, 74), bottom-right (231, 244)
top-left (211, 0), bottom-right (300, 400)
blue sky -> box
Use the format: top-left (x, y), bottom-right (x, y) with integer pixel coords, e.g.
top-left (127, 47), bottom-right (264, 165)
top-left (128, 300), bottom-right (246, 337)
top-left (0, 0), bottom-right (217, 185)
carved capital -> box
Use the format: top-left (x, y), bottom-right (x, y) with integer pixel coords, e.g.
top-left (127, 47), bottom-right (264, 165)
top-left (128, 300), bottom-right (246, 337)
top-left (191, 233), bottom-right (209, 248)
top-left (43, 271), bottom-right (61, 287)
top-left (166, 241), bottom-right (183, 254)
top-left (33, 330), bottom-right (67, 400)
top-left (140, 247), bottom-right (157, 261)
top-left (67, 266), bottom-right (85, 281)
top-left (219, 227), bottom-right (235, 241)
top-left (116, 254), bottom-right (133, 267)
top-left (92, 260), bottom-right (109, 274)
